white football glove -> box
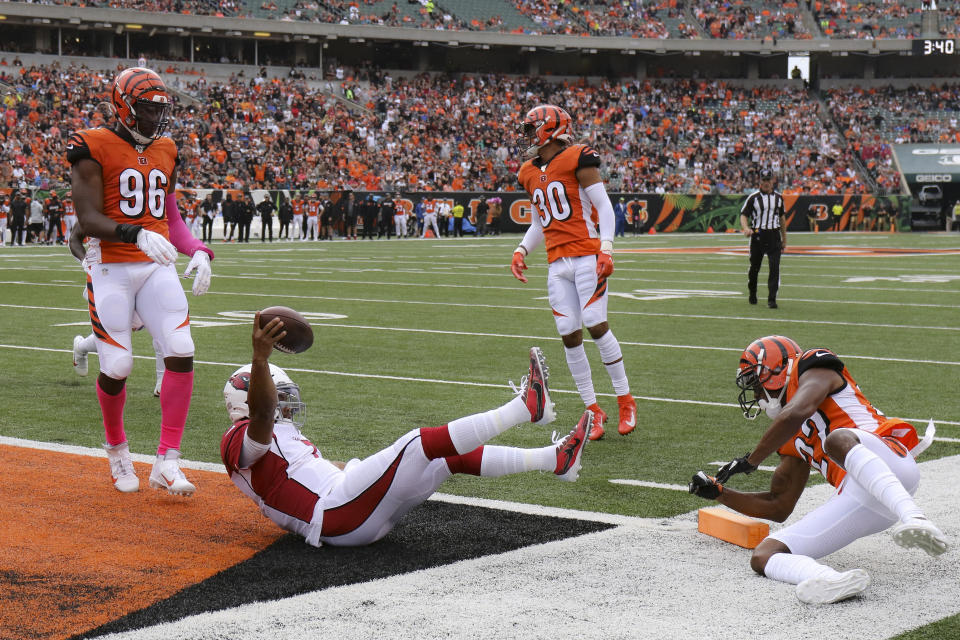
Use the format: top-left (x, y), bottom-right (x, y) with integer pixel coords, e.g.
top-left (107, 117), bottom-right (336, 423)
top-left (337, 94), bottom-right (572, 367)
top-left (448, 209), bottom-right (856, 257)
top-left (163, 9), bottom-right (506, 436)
top-left (136, 229), bottom-right (178, 266)
top-left (184, 250), bottom-right (212, 296)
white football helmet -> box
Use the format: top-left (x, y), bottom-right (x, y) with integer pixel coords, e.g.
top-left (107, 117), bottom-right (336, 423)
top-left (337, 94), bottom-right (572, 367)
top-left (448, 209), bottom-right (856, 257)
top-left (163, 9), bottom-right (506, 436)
top-left (224, 363), bottom-right (305, 427)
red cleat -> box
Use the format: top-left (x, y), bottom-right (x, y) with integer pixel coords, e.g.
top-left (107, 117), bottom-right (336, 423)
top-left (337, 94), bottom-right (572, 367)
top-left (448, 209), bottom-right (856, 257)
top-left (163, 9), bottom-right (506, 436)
top-left (617, 394), bottom-right (637, 435)
top-left (586, 403), bottom-right (607, 441)
top-left (553, 410), bottom-right (591, 481)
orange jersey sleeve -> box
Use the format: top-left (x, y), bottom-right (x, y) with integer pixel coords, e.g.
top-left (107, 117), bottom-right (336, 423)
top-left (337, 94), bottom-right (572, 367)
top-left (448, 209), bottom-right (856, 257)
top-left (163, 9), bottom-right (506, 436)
top-left (777, 348), bottom-right (910, 486)
top-left (517, 144), bottom-right (602, 262)
top-left (67, 128), bottom-right (177, 263)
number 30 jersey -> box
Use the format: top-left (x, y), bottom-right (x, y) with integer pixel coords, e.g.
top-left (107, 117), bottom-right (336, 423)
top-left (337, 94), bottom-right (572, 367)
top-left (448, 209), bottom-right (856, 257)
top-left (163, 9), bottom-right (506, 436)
top-left (66, 127), bottom-right (178, 263)
top-left (517, 143), bottom-right (601, 263)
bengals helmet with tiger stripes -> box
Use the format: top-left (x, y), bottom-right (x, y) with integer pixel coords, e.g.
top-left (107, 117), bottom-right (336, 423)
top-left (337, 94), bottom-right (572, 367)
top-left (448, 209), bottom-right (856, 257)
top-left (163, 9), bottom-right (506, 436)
top-left (736, 335), bottom-right (802, 420)
top-left (519, 105), bottom-right (573, 158)
top-left (111, 67), bottom-right (172, 146)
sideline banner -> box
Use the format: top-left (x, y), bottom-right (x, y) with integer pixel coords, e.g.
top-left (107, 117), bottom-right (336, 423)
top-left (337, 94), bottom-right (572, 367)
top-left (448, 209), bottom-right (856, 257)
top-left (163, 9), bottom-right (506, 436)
top-left (20, 188), bottom-right (912, 232)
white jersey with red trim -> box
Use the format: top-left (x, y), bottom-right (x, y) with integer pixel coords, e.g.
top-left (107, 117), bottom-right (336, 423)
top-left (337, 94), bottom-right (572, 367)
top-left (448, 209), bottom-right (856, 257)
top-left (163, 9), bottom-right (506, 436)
top-left (221, 419), bottom-right (342, 546)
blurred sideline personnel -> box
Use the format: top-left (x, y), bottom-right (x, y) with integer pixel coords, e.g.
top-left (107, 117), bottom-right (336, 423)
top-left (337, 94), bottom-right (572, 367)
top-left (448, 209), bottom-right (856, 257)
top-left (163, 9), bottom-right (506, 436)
top-left (221, 314), bottom-right (590, 547)
top-left (68, 221), bottom-right (166, 396)
top-left (690, 335), bottom-right (948, 604)
top-left (511, 105), bottom-right (636, 441)
top-left (67, 67), bottom-right (214, 496)
top-left (740, 169), bottom-right (786, 309)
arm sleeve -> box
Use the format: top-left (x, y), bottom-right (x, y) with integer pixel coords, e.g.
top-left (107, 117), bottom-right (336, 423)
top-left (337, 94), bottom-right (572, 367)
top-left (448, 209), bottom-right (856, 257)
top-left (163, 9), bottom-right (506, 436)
top-left (583, 181), bottom-right (615, 245)
top-left (238, 432), bottom-right (271, 469)
top-left (518, 211), bottom-right (545, 255)
top-left (165, 192), bottom-right (214, 260)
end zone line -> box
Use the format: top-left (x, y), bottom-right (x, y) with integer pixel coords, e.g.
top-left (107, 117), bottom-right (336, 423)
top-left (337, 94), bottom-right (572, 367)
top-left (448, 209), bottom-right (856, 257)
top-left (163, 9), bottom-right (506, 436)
top-left (0, 435), bottom-right (649, 527)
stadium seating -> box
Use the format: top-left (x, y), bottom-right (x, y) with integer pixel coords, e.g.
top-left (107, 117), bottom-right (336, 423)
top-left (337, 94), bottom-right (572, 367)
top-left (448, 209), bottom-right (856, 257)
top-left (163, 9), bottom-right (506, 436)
top-left (812, 0), bottom-right (923, 39)
top-left (4, 0), bottom-right (952, 39)
top-left (2, 55), bottom-right (927, 196)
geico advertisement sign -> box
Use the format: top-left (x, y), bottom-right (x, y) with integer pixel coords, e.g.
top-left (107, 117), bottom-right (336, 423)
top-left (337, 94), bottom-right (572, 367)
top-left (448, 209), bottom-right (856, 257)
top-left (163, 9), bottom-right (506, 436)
top-left (915, 174), bottom-right (953, 182)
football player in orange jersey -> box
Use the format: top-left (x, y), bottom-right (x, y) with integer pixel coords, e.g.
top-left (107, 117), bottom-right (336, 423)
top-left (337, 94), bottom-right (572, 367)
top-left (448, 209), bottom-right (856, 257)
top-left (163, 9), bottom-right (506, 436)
top-left (67, 67), bottom-right (214, 497)
top-left (510, 105), bottom-right (636, 441)
top-left (690, 335), bottom-right (948, 604)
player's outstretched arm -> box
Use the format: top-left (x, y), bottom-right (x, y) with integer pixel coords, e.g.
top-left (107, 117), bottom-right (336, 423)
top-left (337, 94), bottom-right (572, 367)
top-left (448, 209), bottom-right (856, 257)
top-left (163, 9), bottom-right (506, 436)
top-left (691, 456), bottom-right (809, 523)
top-left (247, 312), bottom-right (287, 445)
top-left (703, 455), bottom-right (810, 523)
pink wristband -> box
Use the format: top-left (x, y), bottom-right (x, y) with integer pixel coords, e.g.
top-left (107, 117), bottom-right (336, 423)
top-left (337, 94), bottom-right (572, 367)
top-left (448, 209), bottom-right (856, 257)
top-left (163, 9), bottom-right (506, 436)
top-left (165, 192), bottom-right (214, 260)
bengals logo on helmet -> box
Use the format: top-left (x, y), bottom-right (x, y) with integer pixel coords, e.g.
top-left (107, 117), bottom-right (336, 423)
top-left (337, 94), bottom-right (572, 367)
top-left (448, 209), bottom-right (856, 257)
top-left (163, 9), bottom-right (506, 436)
top-left (737, 335), bottom-right (802, 391)
top-left (229, 372), bottom-right (251, 392)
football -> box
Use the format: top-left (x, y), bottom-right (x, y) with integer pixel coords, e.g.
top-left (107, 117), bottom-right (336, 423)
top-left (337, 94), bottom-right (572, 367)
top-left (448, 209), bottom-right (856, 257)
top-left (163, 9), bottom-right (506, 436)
top-left (258, 306), bottom-right (314, 354)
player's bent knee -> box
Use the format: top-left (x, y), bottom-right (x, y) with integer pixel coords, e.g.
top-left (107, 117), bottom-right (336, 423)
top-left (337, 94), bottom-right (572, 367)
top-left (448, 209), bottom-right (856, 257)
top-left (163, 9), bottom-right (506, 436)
top-left (102, 355), bottom-right (134, 380)
top-left (751, 538), bottom-right (790, 575)
top-left (824, 428), bottom-right (861, 465)
top-left (164, 332), bottom-right (194, 358)
top-left (586, 322), bottom-right (609, 339)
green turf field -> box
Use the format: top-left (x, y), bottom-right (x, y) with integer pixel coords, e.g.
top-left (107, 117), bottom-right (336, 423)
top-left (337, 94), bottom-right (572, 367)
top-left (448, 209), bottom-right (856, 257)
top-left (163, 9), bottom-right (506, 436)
top-left (2, 231), bottom-right (958, 517)
top-left (2, 231), bottom-right (959, 639)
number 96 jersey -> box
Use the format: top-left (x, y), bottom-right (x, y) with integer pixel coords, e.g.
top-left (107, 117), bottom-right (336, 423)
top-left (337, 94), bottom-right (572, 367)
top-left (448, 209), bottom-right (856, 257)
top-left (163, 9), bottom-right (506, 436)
top-left (66, 127), bottom-right (177, 263)
top-left (517, 144), bottom-right (601, 263)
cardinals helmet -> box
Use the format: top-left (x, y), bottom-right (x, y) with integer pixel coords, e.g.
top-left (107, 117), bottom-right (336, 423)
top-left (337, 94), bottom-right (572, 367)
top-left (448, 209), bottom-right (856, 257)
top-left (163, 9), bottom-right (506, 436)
top-left (736, 335), bottom-right (802, 420)
top-left (111, 67), bottom-right (172, 146)
top-left (519, 105), bottom-right (573, 158)
top-left (224, 363), bottom-right (305, 427)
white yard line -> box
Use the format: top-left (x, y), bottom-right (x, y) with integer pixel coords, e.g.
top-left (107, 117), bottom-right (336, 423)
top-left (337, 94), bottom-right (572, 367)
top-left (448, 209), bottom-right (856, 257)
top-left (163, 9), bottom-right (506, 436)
top-left (5, 286), bottom-right (960, 333)
top-left (2, 343), bottom-right (959, 427)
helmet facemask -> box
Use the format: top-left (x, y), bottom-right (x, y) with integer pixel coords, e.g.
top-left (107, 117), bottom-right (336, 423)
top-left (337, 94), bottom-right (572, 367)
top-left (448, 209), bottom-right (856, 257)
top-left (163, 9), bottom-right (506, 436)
top-left (276, 381), bottom-right (306, 428)
top-left (737, 356), bottom-right (794, 420)
top-left (120, 97), bottom-right (171, 145)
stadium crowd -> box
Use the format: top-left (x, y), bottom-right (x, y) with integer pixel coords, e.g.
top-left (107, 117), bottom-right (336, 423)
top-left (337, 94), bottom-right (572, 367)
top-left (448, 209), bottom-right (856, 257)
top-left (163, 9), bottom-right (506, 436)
top-left (693, 0), bottom-right (811, 40)
top-left (15, 0), bottom-right (956, 39)
top-left (826, 83), bottom-right (960, 193)
top-left (6, 58), bottom-right (960, 195)
top-left (812, 0), bottom-right (921, 39)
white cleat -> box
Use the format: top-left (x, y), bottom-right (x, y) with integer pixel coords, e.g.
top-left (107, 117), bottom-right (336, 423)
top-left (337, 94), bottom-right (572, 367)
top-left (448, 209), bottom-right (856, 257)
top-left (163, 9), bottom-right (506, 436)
top-left (73, 335), bottom-right (88, 377)
top-left (104, 442), bottom-right (139, 493)
top-left (892, 517), bottom-right (949, 557)
top-left (796, 569), bottom-right (870, 604)
top-left (149, 449), bottom-right (196, 496)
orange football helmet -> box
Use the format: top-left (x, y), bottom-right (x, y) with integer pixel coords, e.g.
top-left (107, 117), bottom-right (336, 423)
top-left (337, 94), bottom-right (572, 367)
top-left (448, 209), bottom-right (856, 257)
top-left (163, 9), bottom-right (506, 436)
top-left (519, 105), bottom-right (573, 158)
top-left (111, 67), bottom-right (171, 146)
top-left (736, 335), bottom-right (802, 420)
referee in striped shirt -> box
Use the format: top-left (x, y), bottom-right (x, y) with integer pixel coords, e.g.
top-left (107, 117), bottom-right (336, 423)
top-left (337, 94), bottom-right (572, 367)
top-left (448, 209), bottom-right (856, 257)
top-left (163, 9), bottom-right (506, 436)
top-left (740, 169), bottom-right (787, 309)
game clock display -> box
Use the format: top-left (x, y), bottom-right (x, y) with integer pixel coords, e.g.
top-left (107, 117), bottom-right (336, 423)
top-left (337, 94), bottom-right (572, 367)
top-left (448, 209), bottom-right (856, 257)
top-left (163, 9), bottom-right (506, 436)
top-left (913, 38), bottom-right (957, 55)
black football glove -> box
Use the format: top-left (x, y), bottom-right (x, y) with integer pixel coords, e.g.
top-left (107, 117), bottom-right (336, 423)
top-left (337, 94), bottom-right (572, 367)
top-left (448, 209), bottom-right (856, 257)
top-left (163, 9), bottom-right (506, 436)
top-left (715, 453), bottom-right (758, 484)
top-left (688, 471), bottom-right (723, 500)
